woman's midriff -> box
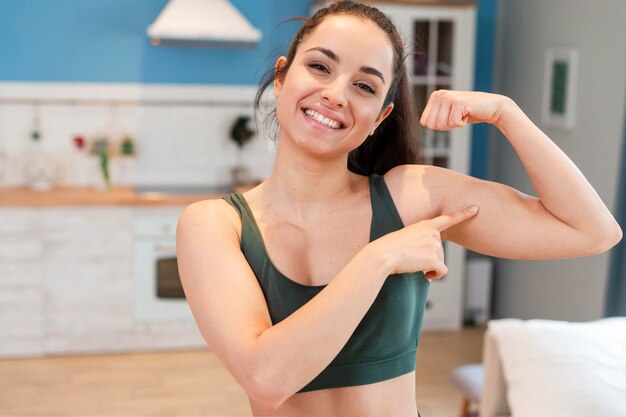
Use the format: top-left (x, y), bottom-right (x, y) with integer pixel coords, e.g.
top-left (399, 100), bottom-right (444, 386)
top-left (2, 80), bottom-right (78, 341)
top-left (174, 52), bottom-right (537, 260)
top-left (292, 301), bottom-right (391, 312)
top-left (248, 371), bottom-right (418, 417)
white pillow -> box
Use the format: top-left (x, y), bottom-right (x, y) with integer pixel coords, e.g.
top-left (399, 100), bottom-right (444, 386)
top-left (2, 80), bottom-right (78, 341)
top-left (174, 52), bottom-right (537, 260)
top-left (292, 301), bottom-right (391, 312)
top-left (488, 317), bottom-right (626, 417)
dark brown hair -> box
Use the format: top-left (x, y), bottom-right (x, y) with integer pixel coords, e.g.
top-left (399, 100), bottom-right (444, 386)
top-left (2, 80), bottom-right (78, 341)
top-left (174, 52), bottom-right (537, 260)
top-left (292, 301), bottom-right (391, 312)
top-left (254, 0), bottom-right (422, 174)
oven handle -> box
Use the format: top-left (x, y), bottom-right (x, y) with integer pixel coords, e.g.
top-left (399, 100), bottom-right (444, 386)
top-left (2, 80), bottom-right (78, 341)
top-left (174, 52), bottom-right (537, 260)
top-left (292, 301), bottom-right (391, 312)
top-left (155, 244), bottom-right (177, 256)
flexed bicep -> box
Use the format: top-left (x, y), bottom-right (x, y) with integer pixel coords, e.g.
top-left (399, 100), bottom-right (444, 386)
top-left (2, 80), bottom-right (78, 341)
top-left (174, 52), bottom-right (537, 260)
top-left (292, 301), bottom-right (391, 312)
top-left (437, 169), bottom-right (595, 260)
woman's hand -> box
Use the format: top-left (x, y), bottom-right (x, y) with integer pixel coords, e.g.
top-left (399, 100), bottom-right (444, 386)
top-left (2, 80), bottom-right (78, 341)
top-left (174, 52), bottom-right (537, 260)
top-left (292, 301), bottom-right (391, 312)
top-left (369, 205), bottom-right (479, 280)
top-left (420, 90), bottom-right (512, 130)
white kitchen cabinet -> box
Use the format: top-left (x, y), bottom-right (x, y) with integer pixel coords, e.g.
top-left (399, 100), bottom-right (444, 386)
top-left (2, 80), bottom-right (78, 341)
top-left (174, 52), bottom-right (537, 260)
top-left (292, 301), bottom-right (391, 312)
top-left (314, 0), bottom-right (476, 329)
top-left (0, 205), bottom-right (205, 358)
top-left (0, 209), bottom-right (44, 357)
top-left (40, 207), bottom-right (136, 353)
top-left (40, 206), bottom-right (204, 354)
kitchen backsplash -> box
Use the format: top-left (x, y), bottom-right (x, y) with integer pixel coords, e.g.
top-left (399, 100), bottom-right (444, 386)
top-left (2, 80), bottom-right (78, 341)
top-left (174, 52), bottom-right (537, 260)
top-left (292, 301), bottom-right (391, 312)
top-left (0, 82), bottom-right (275, 188)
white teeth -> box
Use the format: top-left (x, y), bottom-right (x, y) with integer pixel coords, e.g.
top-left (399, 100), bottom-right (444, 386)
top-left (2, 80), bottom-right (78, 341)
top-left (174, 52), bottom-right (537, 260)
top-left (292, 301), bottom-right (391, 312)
top-left (304, 109), bottom-right (342, 129)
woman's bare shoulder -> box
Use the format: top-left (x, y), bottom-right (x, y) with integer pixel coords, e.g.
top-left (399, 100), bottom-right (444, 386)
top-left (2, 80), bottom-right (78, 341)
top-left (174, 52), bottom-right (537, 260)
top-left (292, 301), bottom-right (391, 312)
top-left (178, 197), bottom-right (243, 242)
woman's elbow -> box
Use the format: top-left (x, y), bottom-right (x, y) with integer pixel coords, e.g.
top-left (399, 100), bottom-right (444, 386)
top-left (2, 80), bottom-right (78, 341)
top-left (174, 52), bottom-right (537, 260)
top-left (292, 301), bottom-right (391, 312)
top-left (587, 220), bottom-right (623, 255)
top-left (605, 221), bottom-right (623, 249)
top-left (246, 368), bottom-right (289, 411)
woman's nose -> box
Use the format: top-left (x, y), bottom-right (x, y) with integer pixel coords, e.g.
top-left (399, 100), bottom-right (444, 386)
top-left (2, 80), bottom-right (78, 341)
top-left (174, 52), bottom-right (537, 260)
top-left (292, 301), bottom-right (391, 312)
top-left (321, 77), bottom-right (348, 108)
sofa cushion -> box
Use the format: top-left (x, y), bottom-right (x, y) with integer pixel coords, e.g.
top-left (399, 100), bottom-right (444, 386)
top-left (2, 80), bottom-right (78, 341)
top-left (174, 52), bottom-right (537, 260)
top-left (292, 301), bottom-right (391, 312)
top-left (488, 317), bottom-right (626, 417)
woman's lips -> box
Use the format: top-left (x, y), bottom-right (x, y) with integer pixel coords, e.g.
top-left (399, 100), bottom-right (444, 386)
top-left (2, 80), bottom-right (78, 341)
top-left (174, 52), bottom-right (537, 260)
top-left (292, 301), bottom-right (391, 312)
top-left (302, 108), bottom-right (345, 129)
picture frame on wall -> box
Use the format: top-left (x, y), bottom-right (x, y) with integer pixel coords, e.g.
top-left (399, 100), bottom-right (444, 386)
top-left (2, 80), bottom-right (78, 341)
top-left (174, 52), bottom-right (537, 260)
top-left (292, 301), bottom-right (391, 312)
top-left (541, 47), bottom-right (579, 130)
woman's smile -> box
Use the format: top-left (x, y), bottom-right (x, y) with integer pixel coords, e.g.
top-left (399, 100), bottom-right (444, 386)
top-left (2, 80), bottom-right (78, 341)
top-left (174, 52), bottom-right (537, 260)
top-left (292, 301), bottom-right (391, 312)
top-left (302, 108), bottom-right (345, 130)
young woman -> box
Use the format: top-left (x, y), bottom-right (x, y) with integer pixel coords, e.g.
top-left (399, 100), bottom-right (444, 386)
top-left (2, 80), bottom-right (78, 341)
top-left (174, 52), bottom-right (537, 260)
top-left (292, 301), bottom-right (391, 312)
top-left (176, 2), bottom-right (622, 416)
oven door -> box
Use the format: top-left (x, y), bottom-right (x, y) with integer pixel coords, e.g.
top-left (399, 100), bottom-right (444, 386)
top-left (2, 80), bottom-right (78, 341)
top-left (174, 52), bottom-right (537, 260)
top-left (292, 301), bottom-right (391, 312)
top-left (134, 240), bottom-right (194, 321)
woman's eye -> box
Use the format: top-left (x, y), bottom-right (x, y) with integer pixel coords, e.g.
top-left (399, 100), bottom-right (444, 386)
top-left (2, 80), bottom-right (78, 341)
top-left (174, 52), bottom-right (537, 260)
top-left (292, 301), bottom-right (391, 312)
top-left (355, 82), bottom-right (376, 94)
top-left (308, 63), bottom-right (329, 73)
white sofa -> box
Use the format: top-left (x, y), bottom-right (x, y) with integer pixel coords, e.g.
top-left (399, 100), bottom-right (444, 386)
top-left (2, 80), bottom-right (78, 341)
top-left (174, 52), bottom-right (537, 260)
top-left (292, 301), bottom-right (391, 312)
top-left (480, 318), bottom-right (626, 417)
top-left (480, 324), bottom-right (512, 417)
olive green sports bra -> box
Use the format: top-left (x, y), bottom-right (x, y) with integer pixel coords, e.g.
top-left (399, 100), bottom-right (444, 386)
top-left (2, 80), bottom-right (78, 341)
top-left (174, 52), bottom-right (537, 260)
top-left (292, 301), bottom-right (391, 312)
top-left (223, 174), bottom-right (430, 392)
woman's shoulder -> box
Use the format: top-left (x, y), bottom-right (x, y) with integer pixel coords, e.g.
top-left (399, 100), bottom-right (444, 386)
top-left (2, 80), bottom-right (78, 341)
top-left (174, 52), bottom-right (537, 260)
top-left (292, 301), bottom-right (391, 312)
top-left (178, 197), bottom-right (243, 241)
top-left (382, 164), bottom-right (454, 225)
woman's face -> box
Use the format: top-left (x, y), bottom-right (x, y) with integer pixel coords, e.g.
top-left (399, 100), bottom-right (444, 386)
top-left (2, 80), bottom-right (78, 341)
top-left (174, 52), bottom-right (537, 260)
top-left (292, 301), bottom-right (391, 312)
top-left (273, 14), bottom-right (395, 158)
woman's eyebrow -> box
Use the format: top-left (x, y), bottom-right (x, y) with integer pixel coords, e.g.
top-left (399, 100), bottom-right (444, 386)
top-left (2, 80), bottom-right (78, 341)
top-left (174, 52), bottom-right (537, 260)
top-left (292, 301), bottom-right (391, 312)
top-left (304, 46), bottom-right (386, 85)
top-left (360, 66), bottom-right (385, 85)
top-left (305, 46), bottom-right (339, 62)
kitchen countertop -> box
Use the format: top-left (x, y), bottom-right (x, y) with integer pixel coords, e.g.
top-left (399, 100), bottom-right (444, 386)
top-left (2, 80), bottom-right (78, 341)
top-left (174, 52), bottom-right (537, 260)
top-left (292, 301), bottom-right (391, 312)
top-left (0, 185), bottom-right (238, 207)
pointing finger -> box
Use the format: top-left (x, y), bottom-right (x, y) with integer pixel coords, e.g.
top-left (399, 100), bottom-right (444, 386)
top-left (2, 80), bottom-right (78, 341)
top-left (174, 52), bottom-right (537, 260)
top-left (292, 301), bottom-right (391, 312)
top-left (428, 205), bottom-right (479, 232)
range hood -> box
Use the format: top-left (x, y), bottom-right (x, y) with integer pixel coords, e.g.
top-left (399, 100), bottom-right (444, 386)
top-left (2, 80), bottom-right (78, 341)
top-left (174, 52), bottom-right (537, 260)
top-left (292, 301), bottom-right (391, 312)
top-left (147, 0), bottom-right (261, 48)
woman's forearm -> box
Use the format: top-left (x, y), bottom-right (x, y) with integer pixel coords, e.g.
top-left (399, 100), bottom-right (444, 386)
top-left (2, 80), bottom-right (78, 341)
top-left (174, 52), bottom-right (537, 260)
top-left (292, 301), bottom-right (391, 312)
top-left (249, 244), bottom-right (390, 408)
top-left (495, 97), bottom-right (622, 249)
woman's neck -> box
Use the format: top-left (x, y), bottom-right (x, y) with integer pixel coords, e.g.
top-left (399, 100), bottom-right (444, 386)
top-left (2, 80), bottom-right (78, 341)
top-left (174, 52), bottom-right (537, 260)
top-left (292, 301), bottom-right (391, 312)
top-left (262, 140), bottom-right (363, 207)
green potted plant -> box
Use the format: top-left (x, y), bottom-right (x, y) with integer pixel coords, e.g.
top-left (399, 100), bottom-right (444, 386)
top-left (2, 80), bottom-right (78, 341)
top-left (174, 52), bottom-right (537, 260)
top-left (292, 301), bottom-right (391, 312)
top-left (229, 115), bottom-right (255, 187)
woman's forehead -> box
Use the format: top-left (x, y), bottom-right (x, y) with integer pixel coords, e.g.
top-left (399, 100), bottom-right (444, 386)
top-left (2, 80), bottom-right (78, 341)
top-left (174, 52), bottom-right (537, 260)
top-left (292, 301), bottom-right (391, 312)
top-left (299, 14), bottom-right (394, 71)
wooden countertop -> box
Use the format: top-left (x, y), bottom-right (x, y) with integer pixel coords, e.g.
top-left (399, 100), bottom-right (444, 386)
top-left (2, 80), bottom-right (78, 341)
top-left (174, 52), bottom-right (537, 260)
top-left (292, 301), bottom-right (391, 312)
top-left (0, 186), bottom-right (230, 207)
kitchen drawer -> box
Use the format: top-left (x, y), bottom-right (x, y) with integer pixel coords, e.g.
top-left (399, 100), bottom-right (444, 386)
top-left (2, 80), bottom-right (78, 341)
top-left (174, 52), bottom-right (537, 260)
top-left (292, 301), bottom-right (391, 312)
top-left (41, 207), bottom-right (132, 238)
top-left (133, 207), bottom-right (185, 238)
top-left (0, 237), bottom-right (43, 262)
top-left (0, 208), bottom-right (39, 234)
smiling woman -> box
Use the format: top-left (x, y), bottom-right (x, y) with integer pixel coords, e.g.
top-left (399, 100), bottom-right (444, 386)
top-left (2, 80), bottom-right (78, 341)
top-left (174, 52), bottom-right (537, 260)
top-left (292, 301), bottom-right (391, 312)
top-left (175, 1), bottom-right (621, 416)
top-left (254, 2), bottom-right (421, 176)
top-left (272, 17), bottom-right (396, 160)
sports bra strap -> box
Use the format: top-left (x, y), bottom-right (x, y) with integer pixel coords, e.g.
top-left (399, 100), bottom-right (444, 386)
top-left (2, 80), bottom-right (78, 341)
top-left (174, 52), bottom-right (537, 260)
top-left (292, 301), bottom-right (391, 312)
top-left (223, 193), bottom-right (269, 277)
top-left (368, 173), bottom-right (406, 240)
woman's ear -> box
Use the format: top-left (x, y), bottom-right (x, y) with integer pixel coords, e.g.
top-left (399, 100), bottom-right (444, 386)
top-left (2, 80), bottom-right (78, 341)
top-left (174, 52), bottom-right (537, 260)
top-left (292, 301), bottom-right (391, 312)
top-left (370, 103), bottom-right (394, 135)
top-left (273, 56), bottom-right (288, 98)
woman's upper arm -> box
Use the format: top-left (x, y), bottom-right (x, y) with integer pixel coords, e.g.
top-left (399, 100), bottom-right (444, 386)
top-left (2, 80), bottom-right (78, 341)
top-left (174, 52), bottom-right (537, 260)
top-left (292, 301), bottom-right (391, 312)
top-left (176, 199), bottom-right (272, 387)
top-left (437, 171), bottom-right (579, 259)
top-left (388, 164), bottom-right (596, 260)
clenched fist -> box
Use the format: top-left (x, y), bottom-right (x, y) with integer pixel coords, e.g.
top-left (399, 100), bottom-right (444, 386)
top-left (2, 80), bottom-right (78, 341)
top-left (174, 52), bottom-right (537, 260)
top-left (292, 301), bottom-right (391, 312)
top-left (420, 90), bottom-right (512, 130)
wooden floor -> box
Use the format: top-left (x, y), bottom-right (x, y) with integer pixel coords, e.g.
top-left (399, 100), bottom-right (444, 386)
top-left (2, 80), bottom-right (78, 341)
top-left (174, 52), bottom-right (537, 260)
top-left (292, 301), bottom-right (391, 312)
top-left (0, 327), bottom-right (485, 417)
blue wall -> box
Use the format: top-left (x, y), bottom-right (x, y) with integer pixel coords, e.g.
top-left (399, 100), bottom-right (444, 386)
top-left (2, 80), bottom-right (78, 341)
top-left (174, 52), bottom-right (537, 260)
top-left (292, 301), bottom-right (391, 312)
top-left (472, 0), bottom-right (497, 180)
top-left (605, 104), bottom-right (626, 317)
top-left (0, 0), bottom-right (496, 178)
top-left (0, 0), bottom-right (309, 84)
